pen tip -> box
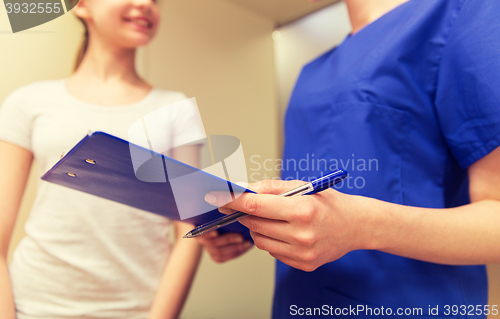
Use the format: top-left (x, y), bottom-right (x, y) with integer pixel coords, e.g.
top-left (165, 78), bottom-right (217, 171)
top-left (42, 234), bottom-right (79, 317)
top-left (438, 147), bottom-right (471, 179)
top-left (183, 234), bottom-right (191, 239)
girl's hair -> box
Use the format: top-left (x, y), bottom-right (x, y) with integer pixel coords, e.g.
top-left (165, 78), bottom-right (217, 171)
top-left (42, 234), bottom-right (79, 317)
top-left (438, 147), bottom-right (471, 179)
top-left (74, 17), bottom-right (89, 72)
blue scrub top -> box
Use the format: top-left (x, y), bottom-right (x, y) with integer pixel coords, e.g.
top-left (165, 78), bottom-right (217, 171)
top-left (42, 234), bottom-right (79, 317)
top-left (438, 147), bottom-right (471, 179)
top-left (276, 0), bottom-right (500, 318)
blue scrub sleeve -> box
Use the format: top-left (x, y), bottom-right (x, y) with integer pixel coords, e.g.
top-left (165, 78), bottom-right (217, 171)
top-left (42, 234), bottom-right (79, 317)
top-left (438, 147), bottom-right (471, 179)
top-left (435, 0), bottom-right (500, 169)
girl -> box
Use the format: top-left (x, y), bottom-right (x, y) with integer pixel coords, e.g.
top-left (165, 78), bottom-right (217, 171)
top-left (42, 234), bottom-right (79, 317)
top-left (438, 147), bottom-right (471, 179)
top-left (0, 0), bottom-right (203, 318)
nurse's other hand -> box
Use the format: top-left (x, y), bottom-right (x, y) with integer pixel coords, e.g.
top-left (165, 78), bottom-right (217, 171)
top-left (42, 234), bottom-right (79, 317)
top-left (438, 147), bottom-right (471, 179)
top-left (205, 179), bottom-right (372, 272)
top-left (197, 230), bottom-right (253, 263)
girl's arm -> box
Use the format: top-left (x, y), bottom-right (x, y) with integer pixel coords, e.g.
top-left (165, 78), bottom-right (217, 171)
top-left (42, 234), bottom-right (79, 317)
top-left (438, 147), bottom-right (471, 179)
top-left (147, 144), bottom-right (202, 319)
top-left (147, 221), bottom-right (202, 319)
top-left (0, 141), bottom-right (33, 319)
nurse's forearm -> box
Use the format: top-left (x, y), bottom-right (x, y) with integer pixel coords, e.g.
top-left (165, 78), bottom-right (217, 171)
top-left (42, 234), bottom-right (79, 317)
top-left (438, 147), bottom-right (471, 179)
top-left (363, 197), bottom-right (500, 265)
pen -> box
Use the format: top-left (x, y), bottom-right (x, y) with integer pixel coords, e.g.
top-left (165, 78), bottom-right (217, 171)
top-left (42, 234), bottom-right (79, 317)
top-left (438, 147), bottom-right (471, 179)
top-left (183, 169), bottom-right (348, 238)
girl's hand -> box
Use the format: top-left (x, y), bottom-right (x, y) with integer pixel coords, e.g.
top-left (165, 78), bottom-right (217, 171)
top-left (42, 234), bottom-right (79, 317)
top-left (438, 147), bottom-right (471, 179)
top-left (197, 231), bottom-right (253, 263)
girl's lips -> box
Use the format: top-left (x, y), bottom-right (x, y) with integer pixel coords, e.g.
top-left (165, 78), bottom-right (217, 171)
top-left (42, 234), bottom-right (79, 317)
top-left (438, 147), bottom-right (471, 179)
top-left (123, 17), bottom-right (153, 31)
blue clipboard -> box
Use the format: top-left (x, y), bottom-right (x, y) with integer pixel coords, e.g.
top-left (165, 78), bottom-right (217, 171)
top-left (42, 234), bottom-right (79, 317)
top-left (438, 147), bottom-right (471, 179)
top-left (41, 131), bottom-right (253, 241)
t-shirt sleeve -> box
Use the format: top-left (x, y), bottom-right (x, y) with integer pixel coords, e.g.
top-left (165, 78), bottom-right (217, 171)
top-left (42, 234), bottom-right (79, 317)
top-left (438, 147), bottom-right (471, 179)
top-left (170, 93), bottom-right (206, 148)
top-left (435, 0), bottom-right (500, 169)
top-left (0, 87), bottom-right (33, 151)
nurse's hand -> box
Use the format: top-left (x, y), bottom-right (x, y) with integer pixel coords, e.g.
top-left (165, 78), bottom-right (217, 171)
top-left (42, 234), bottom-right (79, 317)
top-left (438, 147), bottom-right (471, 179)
top-left (205, 180), bottom-right (372, 272)
top-left (197, 230), bottom-right (253, 263)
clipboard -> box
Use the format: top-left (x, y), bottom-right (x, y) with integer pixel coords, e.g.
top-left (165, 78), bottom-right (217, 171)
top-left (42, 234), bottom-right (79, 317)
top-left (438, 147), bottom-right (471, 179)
top-left (41, 131), bottom-right (254, 241)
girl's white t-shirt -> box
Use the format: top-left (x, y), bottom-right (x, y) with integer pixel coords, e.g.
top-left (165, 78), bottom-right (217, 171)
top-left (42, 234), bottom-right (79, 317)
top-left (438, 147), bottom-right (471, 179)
top-left (0, 79), bottom-right (205, 318)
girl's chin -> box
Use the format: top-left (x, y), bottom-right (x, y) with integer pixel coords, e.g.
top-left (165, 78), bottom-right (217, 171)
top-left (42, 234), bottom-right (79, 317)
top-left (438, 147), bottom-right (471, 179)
top-left (118, 36), bottom-right (154, 48)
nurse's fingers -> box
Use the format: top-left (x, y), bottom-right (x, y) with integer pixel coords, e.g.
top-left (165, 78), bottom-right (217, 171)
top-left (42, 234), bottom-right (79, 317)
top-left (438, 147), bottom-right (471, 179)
top-left (204, 179), bottom-right (309, 216)
top-left (249, 230), bottom-right (324, 272)
top-left (218, 206), bottom-right (235, 215)
top-left (248, 179), bottom-right (309, 195)
top-left (268, 252), bottom-right (320, 273)
top-left (207, 191), bottom-right (307, 222)
top-left (250, 230), bottom-right (299, 261)
top-left (204, 191), bottom-right (234, 209)
top-left (238, 215), bottom-right (291, 243)
top-left (204, 179), bottom-right (308, 206)
top-left (204, 191), bottom-right (238, 215)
